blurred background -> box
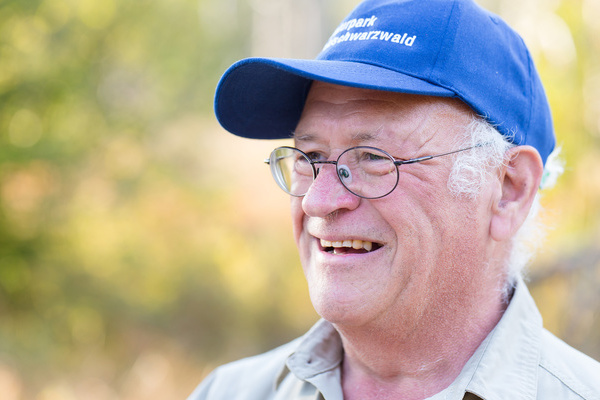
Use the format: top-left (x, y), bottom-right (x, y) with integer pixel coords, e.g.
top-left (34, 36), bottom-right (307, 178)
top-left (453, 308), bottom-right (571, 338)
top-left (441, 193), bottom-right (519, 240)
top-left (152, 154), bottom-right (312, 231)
top-left (0, 0), bottom-right (599, 398)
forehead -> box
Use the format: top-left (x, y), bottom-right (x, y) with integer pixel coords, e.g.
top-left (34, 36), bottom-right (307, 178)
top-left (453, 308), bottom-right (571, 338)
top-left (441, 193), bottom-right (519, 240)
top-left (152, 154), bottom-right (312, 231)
top-left (295, 81), bottom-right (474, 148)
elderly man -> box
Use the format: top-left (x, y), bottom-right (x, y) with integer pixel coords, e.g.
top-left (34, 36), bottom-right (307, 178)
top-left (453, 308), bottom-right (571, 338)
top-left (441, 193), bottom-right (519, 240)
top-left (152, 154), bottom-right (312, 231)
top-left (189, 0), bottom-right (600, 399)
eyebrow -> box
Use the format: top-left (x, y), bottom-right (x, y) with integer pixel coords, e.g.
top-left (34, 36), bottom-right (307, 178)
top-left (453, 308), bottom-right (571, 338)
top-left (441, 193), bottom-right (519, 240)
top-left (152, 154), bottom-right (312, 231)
top-left (351, 131), bottom-right (382, 143)
top-left (292, 130), bottom-right (383, 144)
top-left (292, 132), bottom-right (318, 143)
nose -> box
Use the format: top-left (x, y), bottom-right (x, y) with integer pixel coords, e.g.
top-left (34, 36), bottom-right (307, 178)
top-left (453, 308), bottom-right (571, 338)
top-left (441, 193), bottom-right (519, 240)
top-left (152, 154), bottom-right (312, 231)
top-left (301, 163), bottom-right (361, 217)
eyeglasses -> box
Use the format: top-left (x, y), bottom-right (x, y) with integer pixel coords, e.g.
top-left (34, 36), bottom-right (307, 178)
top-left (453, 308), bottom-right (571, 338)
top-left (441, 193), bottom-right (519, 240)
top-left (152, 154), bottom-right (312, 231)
top-left (265, 145), bottom-right (482, 199)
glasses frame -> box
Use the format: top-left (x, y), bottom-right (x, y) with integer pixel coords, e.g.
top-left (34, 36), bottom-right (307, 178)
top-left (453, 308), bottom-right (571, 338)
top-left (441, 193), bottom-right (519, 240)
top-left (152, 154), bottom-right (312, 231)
top-left (265, 144), bottom-right (484, 199)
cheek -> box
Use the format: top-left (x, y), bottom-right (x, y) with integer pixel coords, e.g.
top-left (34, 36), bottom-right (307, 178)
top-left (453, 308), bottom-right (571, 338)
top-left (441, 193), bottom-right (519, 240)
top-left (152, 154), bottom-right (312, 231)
top-left (381, 178), bottom-right (465, 267)
top-left (395, 170), bottom-right (461, 225)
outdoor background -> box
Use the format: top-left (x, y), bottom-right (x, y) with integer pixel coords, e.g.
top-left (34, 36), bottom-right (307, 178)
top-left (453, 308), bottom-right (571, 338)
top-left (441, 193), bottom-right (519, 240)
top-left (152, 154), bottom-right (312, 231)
top-left (1, 0), bottom-right (599, 398)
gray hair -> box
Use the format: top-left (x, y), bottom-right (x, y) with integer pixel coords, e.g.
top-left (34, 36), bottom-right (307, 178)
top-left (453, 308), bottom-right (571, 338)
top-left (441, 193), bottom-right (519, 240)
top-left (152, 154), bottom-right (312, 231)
top-left (448, 116), bottom-right (563, 293)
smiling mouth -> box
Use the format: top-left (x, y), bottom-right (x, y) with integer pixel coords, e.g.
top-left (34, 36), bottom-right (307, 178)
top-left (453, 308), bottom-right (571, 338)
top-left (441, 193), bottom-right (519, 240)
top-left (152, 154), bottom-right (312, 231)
top-left (319, 239), bottom-right (381, 255)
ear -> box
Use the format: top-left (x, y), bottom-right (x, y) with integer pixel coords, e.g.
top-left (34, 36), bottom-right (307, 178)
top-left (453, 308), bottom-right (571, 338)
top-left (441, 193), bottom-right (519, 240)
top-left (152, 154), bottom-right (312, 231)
top-left (489, 146), bottom-right (544, 242)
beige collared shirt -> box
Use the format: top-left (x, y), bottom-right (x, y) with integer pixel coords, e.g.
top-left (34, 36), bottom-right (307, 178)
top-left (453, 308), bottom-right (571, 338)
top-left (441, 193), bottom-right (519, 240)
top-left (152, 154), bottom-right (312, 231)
top-left (188, 278), bottom-right (600, 399)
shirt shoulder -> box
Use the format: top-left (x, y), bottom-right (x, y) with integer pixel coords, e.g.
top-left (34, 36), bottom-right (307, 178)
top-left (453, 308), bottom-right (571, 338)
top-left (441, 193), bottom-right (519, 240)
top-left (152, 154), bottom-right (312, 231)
top-left (186, 338), bottom-right (302, 400)
top-left (538, 328), bottom-right (600, 400)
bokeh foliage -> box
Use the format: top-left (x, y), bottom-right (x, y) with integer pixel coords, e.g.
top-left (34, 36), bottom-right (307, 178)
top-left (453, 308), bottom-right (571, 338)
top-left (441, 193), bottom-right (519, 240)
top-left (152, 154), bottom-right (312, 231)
top-left (0, 0), bottom-right (598, 398)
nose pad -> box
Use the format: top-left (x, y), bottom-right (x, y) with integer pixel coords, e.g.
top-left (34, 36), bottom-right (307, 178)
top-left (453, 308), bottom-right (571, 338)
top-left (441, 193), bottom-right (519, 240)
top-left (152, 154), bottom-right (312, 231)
top-left (337, 165), bottom-right (352, 184)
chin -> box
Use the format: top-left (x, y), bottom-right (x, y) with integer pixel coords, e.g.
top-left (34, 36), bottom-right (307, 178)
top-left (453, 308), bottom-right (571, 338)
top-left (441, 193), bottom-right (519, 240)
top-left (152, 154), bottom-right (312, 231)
top-left (308, 285), bottom-right (377, 327)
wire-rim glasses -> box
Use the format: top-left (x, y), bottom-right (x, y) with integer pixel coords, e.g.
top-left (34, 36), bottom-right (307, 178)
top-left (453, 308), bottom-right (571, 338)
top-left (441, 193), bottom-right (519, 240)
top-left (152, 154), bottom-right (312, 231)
top-left (265, 145), bottom-right (481, 199)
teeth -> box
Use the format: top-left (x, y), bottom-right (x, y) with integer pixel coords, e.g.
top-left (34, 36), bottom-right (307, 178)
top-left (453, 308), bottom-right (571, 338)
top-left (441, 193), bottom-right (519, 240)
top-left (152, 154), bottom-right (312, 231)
top-left (320, 239), bottom-right (376, 252)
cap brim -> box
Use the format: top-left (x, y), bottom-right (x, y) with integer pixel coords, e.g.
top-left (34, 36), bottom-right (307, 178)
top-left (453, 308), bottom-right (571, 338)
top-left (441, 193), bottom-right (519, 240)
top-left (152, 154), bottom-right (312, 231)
top-left (214, 57), bottom-right (456, 140)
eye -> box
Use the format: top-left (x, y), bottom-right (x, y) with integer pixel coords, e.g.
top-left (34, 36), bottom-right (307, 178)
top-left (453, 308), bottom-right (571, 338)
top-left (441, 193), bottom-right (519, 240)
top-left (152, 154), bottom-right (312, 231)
top-left (304, 151), bottom-right (327, 161)
top-left (355, 149), bottom-right (389, 163)
top-left (352, 148), bottom-right (395, 176)
top-left (363, 151), bottom-right (388, 161)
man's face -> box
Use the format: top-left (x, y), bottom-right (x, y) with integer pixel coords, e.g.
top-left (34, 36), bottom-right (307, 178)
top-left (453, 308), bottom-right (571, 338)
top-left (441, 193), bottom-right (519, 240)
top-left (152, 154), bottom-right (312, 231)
top-left (291, 82), bottom-right (500, 330)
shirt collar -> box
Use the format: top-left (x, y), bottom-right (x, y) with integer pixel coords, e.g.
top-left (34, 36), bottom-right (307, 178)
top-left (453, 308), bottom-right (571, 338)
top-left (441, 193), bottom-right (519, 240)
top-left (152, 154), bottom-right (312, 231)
top-left (275, 319), bottom-right (344, 400)
top-left (464, 276), bottom-right (543, 400)
top-left (275, 277), bottom-right (543, 400)
top-left (275, 319), bottom-right (343, 388)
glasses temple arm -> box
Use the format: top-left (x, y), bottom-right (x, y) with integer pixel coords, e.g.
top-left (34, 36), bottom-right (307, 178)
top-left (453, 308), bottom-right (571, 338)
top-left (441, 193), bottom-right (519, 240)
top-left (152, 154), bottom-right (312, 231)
top-left (394, 143), bottom-right (488, 166)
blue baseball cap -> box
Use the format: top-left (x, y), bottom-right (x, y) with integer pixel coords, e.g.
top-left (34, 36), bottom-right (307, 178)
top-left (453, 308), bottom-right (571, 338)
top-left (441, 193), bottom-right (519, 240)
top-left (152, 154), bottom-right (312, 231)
top-left (214, 0), bottom-right (555, 165)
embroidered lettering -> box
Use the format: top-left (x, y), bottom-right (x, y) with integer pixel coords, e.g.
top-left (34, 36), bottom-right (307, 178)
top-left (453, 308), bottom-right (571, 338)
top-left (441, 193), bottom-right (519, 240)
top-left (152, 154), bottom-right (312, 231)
top-left (333, 15), bottom-right (378, 35)
top-left (349, 32), bottom-right (362, 41)
top-left (380, 31), bottom-right (394, 41)
top-left (323, 14), bottom-right (417, 50)
top-left (366, 16), bottom-right (377, 27)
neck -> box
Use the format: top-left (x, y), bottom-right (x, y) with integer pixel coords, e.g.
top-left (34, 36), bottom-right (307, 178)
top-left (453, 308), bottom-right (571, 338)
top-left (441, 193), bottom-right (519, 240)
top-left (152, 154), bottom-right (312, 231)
top-left (336, 281), bottom-right (508, 400)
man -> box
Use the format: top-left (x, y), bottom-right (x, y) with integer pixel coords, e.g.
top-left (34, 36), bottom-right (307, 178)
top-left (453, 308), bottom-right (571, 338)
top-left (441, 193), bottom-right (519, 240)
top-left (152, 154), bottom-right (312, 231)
top-left (189, 0), bottom-right (600, 399)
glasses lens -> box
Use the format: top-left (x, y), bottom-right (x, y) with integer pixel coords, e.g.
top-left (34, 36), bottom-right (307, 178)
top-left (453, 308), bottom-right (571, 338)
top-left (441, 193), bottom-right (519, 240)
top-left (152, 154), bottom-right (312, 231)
top-left (269, 147), bottom-right (313, 196)
top-left (337, 147), bottom-right (398, 198)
